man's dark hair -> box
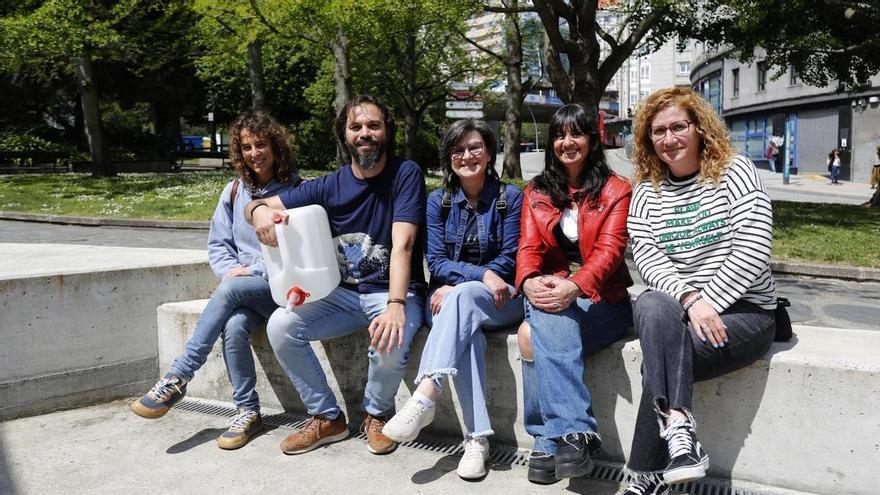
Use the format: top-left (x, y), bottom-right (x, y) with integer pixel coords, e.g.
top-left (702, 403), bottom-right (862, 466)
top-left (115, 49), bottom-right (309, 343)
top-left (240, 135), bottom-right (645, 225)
top-left (334, 95), bottom-right (397, 162)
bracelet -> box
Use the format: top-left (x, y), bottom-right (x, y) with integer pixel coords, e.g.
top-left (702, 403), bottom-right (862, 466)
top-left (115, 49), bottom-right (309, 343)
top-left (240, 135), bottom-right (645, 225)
top-left (682, 293), bottom-right (703, 312)
top-left (387, 298), bottom-right (407, 307)
top-left (248, 202), bottom-right (268, 218)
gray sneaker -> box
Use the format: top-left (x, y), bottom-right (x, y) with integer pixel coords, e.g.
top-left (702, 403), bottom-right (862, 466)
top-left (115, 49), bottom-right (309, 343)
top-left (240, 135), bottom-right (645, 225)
top-left (217, 409), bottom-right (264, 450)
top-left (130, 373), bottom-right (187, 419)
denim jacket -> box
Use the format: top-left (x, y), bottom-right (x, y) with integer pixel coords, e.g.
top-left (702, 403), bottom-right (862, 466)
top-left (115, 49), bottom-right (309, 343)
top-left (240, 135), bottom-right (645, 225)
top-left (207, 174), bottom-right (301, 280)
top-left (425, 177), bottom-right (522, 288)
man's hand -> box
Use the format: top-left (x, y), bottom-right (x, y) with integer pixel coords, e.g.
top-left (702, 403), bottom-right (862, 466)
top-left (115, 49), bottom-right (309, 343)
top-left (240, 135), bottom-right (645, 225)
top-left (430, 285), bottom-right (454, 315)
top-left (253, 209), bottom-right (288, 247)
top-left (524, 275), bottom-right (580, 312)
top-left (483, 270), bottom-right (510, 309)
top-left (687, 299), bottom-right (728, 347)
top-left (369, 302), bottom-right (406, 353)
top-left (223, 266), bottom-right (251, 279)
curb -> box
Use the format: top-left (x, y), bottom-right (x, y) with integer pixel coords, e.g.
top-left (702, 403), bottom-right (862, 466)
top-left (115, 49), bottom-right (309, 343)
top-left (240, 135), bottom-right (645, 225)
top-left (4, 211), bottom-right (880, 283)
top-left (0, 211), bottom-right (208, 230)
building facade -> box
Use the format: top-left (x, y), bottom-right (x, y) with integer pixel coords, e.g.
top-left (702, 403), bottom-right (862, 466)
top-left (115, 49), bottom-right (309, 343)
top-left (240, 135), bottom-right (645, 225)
top-left (692, 44), bottom-right (880, 183)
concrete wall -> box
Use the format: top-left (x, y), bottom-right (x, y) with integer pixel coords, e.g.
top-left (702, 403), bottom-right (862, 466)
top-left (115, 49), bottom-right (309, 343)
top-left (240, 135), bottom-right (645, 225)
top-left (851, 102), bottom-right (880, 183)
top-left (159, 300), bottom-right (880, 495)
top-left (0, 244), bottom-right (216, 420)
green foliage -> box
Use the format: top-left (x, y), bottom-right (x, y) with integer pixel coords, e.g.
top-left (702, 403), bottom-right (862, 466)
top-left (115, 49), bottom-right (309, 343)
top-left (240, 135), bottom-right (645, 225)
top-left (683, 0), bottom-right (880, 90)
top-left (0, 133), bottom-right (63, 152)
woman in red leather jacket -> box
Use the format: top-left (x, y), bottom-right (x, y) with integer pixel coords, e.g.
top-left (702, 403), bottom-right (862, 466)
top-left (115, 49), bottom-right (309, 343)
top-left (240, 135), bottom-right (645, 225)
top-left (515, 103), bottom-right (634, 484)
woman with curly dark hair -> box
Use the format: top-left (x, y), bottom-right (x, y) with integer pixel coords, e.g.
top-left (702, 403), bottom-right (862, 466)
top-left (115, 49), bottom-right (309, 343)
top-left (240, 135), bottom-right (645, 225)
top-left (515, 103), bottom-right (634, 484)
top-left (131, 109), bottom-right (301, 450)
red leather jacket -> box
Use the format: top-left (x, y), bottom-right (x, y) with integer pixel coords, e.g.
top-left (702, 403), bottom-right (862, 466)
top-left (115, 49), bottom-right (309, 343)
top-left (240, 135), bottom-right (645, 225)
top-left (515, 174), bottom-right (633, 303)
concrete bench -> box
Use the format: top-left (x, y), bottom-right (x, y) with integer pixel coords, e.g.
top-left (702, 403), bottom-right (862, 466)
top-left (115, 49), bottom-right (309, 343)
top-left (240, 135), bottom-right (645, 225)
top-left (0, 244), bottom-right (217, 421)
top-left (157, 298), bottom-right (879, 495)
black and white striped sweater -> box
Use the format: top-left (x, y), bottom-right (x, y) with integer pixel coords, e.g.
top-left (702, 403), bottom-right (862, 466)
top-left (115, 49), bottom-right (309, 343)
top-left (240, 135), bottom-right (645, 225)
top-left (627, 155), bottom-right (777, 312)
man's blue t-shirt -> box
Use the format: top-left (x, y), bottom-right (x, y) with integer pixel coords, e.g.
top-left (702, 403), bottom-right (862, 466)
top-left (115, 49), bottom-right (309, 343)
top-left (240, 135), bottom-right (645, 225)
top-left (278, 158), bottom-right (426, 294)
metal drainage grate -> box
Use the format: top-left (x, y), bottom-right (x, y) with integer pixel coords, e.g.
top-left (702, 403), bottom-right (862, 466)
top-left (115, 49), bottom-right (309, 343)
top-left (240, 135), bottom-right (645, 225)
top-left (176, 398), bottom-right (777, 495)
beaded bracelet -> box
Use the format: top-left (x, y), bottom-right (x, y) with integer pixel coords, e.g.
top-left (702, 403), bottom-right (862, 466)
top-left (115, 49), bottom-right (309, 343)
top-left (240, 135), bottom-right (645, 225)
top-left (682, 292), bottom-right (703, 312)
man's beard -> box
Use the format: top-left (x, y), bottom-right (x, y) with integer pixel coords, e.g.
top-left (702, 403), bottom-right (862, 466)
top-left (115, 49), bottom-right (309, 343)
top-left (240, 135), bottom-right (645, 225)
top-left (347, 137), bottom-right (386, 171)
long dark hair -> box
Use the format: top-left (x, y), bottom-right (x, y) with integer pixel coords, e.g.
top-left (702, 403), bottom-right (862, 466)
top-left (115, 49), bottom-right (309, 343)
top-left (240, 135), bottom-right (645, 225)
top-left (334, 94), bottom-right (397, 162)
top-left (438, 119), bottom-right (499, 194)
top-left (228, 109), bottom-right (296, 187)
top-left (532, 103), bottom-right (610, 208)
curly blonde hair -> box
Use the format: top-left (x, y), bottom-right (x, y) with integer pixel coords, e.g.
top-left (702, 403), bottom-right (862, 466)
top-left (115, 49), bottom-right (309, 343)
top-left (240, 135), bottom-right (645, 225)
top-left (228, 110), bottom-right (296, 188)
top-left (631, 87), bottom-right (734, 189)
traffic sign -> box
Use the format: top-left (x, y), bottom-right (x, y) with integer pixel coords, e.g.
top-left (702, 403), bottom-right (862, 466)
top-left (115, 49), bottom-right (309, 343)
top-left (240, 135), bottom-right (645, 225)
top-left (445, 110), bottom-right (485, 119)
top-left (446, 101), bottom-right (484, 110)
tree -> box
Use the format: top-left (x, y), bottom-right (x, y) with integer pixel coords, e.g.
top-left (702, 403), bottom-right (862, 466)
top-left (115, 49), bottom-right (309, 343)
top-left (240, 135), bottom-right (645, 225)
top-left (465, 1), bottom-right (545, 179)
top-left (354, 0), bottom-right (477, 163)
top-left (688, 0), bottom-right (880, 91)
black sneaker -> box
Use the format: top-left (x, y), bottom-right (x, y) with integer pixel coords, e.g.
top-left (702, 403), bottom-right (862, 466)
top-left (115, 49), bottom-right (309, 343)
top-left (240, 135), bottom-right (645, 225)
top-left (622, 472), bottom-right (670, 495)
top-left (660, 419), bottom-right (709, 484)
top-left (527, 451), bottom-right (559, 485)
top-left (554, 432), bottom-right (594, 479)
top-left (130, 373), bottom-right (187, 419)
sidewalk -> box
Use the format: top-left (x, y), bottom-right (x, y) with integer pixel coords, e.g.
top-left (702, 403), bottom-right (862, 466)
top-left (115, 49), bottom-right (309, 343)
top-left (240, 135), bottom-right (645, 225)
top-left (0, 400), bottom-right (812, 495)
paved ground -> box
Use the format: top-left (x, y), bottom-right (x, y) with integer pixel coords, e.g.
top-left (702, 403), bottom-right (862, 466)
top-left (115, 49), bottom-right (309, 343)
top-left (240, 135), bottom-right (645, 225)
top-left (0, 401), bottom-right (811, 495)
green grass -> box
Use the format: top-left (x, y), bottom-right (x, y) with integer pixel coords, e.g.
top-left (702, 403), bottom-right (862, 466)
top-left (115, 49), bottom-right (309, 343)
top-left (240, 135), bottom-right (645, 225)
top-left (772, 200), bottom-right (880, 268)
top-left (1, 173), bottom-right (878, 267)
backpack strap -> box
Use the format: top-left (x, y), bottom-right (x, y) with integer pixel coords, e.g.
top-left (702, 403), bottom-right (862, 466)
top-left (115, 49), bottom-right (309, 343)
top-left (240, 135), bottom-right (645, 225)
top-left (230, 178), bottom-right (240, 205)
top-left (495, 182), bottom-right (507, 217)
top-left (441, 189), bottom-right (452, 222)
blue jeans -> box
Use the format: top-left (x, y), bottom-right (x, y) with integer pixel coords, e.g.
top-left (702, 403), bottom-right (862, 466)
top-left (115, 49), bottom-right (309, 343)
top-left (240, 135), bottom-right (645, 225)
top-left (626, 290), bottom-right (774, 473)
top-left (522, 297), bottom-right (632, 454)
top-left (266, 286), bottom-right (425, 419)
top-left (831, 165), bottom-right (841, 183)
top-left (419, 281), bottom-right (524, 438)
top-left (171, 275), bottom-right (278, 411)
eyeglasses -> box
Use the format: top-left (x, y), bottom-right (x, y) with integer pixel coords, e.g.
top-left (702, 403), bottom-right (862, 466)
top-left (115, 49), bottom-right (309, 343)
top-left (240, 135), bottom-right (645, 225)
top-left (650, 120), bottom-right (693, 140)
top-left (451, 143), bottom-right (485, 160)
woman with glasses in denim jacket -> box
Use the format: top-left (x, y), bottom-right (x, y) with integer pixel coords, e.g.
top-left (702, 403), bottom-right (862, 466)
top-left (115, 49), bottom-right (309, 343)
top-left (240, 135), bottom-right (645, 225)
top-left (622, 87), bottom-right (776, 495)
top-left (515, 103), bottom-right (634, 484)
top-left (382, 119), bottom-right (523, 480)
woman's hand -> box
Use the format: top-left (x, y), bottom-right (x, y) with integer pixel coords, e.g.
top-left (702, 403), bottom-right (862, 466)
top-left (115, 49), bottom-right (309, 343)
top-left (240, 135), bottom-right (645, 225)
top-left (524, 275), bottom-right (580, 312)
top-left (223, 266), bottom-right (251, 279)
top-left (687, 299), bottom-right (728, 347)
top-left (483, 270), bottom-right (510, 309)
top-left (430, 285), bottom-right (454, 315)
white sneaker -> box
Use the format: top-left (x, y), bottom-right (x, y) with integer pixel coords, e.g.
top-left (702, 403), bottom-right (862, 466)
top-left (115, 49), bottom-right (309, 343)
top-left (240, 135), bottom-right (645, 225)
top-left (457, 437), bottom-right (489, 479)
top-left (381, 396), bottom-right (435, 442)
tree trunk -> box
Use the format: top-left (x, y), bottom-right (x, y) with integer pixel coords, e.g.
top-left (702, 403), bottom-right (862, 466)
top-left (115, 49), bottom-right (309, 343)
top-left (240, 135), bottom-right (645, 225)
top-left (402, 32), bottom-right (419, 161)
top-left (247, 39), bottom-right (267, 109)
top-left (74, 55), bottom-right (114, 177)
top-left (151, 98), bottom-right (182, 160)
top-left (332, 31), bottom-right (353, 166)
top-left (502, 3), bottom-right (524, 180)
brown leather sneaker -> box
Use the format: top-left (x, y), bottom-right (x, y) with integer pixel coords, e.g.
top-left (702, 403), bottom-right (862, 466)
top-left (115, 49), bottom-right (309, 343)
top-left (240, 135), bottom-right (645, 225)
top-left (361, 414), bottom-right (397, 455)
top-left (280, 413), bottom-right (349, 455)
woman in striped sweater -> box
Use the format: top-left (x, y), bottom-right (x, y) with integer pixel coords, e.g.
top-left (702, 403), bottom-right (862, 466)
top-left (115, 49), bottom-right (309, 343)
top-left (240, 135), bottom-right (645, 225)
top-left (621, 88), bottom-right (777, 495)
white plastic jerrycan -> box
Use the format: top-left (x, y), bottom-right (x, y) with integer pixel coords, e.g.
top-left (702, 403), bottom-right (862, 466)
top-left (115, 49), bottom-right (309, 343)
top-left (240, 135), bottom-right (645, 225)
top-left (260, 204), bottom-right (340, 310)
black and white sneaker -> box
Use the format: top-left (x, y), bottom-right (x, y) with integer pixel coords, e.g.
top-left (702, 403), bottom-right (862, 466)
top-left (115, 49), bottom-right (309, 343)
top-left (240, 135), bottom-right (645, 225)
top-left (554, 432), bottom-right (594, 479)
top-left (622, 472), bottom-right (670, 495)
top-left (660, 419), bottom-right (709, 484)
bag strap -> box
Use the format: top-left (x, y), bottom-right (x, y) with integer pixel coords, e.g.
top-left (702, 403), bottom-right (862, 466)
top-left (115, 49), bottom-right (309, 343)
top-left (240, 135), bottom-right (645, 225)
top-left (442, 181), bottom-right (507, 222)
top-left (230, 178), bottom-right (240, 205)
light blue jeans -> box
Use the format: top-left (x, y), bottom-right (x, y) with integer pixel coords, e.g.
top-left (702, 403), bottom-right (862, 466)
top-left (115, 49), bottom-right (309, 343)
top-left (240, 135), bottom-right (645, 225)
top-left (419, 281), bottom-right (524, 438)
top-left (171, 275), bottom-right (277, 411)
top-left (266, 286), bottom-right (425, 419)
top-left (522, 297), bottom-right (632, 454)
